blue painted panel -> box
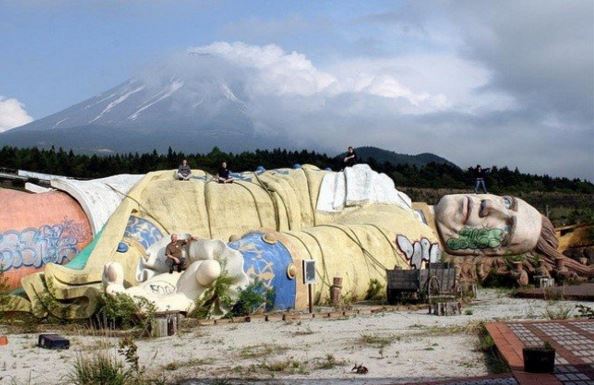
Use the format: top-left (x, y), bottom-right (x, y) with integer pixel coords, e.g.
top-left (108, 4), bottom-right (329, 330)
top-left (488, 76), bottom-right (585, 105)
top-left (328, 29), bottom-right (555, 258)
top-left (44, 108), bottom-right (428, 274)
top-left (123, 216), bottom-right (163, 250)
top-left (229, 232), bottom-right (296, 310)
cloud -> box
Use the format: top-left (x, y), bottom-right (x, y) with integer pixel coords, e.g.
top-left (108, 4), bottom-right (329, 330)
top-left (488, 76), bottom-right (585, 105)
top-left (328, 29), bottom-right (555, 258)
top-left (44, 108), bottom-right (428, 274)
top-left (134, 38), bottom-right (592, 180)
top-left (0, 96), bottom-right (33, 132)
top-left (443, 0), bottom-right (594, 126)
top-left (185, 41), bottom-right (504, 114)
top-left (348, 1), bottom-right (593, 180)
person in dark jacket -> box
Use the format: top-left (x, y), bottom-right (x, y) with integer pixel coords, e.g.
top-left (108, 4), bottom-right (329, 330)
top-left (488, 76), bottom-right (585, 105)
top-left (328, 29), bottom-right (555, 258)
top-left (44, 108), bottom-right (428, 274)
top-left (474, 164), bottom-right (489, 194)
top-left (343, 146), bottom-right (358, 168)
top-left (217, 161), bottom-right (234, 184)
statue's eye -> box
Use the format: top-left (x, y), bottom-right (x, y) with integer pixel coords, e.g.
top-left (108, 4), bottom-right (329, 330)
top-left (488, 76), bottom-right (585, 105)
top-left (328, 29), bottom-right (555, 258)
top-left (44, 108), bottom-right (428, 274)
top-left (503, 196), bottom-right (513, 209)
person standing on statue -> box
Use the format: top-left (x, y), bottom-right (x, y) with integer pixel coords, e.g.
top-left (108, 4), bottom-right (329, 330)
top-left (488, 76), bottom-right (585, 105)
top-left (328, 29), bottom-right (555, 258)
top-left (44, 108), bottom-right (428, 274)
top-left (473, 164), bottom-right (489, 194)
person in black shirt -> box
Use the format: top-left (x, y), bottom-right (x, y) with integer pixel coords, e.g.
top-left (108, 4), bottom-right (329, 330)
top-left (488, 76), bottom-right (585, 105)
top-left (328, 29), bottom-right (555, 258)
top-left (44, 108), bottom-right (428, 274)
top-left (474, 164), bottom-right (489, 194)
top-left (343, 146), bottom-right (358, 168)
top-left (217, 161), bottom-right (234, 184)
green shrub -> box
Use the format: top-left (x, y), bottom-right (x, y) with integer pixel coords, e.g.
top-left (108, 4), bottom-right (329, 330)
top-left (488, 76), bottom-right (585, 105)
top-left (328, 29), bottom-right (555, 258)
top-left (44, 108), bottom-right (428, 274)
top-left (191, 274), bottom-right (235, 319)
top-left (67, 351), bottom-right (132, 385)
top-left (95, 293), bottom-right (156, 332)
top-left (576, 304), bottom-right (594, 319)
top-left (474, 322), bottom-right (509, 374)
top-left (364, 279), bottom-right (384, 300)
top-left (230, 279), bottom-right (275, 317)
top-left (543, 303), bottom-right (573, 320)
top-left (191, 273), bottom-right (275, 319)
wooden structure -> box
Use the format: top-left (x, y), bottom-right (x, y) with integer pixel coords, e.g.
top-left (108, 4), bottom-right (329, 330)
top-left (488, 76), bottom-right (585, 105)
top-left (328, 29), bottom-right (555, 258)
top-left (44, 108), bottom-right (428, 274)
top-left (150, 312), bottom-right (182, 337)
top-left (386, 263), bottom-right (457, 305)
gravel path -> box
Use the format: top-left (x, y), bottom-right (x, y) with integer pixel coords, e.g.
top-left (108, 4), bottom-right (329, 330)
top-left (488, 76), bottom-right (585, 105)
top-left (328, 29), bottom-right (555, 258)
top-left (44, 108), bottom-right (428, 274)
top-left (0, 289), bottom-right (591, 385)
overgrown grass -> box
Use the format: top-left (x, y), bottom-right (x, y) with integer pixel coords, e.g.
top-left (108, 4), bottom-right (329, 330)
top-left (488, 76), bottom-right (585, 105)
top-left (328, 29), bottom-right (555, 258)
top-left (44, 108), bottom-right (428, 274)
top-left (359, 333), bottom-right (397, 348)
top-left (93, 292), bottom-right (156, 334)
top-left (67, 351), bottom-right (133, 385)
top-left (313, 354), bottom-right (347, 370)
top-left (364, 279), bottom-right (384, 301)
top-left (66, 337), bottom-right (166, 385)
top-left (162, 357), bottom-right (214, 371)
top-left (291, 326), bottom-right (315, 336)
top-left (238, 344), bottom-right (289, 359)
top-left (543, 303), bottom-right (573, 320)
top-left (474, 322), bottom-right (509, 374)
top-left (255, 358), bottom-right (309, 375)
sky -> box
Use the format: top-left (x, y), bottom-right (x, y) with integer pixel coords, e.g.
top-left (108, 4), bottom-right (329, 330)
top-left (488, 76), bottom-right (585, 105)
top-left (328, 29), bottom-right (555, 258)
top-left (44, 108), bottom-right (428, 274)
top-left (0, 0), bottom-right (592, 180)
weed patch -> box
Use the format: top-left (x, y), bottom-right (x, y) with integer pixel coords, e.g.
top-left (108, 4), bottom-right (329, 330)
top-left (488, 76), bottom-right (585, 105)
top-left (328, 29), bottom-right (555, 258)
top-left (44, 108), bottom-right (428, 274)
top-left (238, 344), bottom-right (289, 359)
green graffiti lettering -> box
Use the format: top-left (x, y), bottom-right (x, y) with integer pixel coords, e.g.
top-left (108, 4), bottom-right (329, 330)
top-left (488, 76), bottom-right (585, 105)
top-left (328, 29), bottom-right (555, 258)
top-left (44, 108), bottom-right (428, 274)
top-left (446, 227), bottom-right (506, 250)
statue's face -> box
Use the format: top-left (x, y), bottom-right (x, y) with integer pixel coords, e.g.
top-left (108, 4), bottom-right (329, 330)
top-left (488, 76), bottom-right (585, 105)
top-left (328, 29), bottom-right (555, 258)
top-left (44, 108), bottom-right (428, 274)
top-left (434, 194), bottom-right (542, 256)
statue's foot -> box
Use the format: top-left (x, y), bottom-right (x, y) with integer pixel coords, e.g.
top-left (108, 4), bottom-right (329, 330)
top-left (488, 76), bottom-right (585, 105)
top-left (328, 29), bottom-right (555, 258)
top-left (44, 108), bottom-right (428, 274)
top-left (103, 262), bottom-right (125, 294)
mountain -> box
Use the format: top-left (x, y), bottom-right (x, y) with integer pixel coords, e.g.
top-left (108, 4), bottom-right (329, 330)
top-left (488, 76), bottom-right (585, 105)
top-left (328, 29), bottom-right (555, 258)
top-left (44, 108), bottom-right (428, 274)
top-left (0, 64), bottom-right (456, 165)
top-left (0, 77), bottom-right (286, 153)
top-left (347, 146), bottom-right (458, 168)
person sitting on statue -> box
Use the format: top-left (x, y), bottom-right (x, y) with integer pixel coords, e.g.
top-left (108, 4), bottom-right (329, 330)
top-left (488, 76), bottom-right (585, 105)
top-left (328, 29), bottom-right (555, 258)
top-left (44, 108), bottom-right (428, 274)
top-left (166, 233), bottom-right (198, 273)
top-left (343, 146), bottom-right (358, 168)
top-left (217, 161), bottom-right (234, 184)
top-left (176, 159), bottom-right (192, 181)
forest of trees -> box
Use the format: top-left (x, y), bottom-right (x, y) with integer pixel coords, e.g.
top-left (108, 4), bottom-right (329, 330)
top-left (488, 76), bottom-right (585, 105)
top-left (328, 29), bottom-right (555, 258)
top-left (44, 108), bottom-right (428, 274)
top-left (0, 145), bottom-right (592, 195)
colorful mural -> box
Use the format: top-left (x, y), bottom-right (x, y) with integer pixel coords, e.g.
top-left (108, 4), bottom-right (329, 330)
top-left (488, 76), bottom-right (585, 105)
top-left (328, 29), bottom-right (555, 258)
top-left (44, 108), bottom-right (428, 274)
top-left (446, 227), bottom-right (506, 250)
top-left (229, 232), bottom-right (296, 310)
top-left (123, 215), bottom-right (164, 250)
top-left (0, 220), bottom-right (87, 271)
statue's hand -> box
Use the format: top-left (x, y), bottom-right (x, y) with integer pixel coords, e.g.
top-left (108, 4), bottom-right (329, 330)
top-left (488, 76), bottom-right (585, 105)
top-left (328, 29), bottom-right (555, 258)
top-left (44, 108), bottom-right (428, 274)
top-left (103, 262), bottom-right (125, 294)
top-left (195, 259), bottom-right (222, 287)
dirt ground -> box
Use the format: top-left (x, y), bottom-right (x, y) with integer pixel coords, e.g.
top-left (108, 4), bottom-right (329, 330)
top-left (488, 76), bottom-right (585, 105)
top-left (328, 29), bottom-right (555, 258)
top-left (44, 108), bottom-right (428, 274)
top-left (0, 289), bottom-right (592, 385)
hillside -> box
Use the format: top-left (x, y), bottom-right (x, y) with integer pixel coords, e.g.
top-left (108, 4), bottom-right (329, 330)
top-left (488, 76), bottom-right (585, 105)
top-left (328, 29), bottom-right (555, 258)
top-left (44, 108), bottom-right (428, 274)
top-left (345, 146), bottom-right (458, 168)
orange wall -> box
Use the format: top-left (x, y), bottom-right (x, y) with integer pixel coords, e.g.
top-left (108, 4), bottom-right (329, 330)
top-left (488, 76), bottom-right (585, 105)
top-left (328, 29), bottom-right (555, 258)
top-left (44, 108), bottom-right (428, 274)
top-left (0, 188), bottom-right (92, 289)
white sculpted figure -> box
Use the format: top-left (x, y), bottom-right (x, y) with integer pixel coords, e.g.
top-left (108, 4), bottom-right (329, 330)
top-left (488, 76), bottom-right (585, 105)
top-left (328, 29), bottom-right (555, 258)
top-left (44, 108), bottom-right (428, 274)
top-left (103, 238), bottom-right (249, 313)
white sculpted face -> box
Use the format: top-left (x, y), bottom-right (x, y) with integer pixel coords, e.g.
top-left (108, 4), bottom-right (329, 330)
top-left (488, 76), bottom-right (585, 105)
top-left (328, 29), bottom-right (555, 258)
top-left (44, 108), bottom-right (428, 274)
top-left (434, 194), bottom-right (542, 256)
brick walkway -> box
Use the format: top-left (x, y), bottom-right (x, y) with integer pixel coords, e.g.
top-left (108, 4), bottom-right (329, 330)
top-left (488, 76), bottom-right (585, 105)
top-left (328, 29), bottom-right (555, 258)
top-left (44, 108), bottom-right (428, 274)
top-left (486, 320), bottom-right (594, 385)
top-left (395, 374), bottom-right (518, 385)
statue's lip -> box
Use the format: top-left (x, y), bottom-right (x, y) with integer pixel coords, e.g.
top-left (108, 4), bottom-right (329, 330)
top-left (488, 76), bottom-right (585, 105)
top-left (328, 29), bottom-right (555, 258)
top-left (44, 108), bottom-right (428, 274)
top-left (463, 196), bottom-right (471, 225)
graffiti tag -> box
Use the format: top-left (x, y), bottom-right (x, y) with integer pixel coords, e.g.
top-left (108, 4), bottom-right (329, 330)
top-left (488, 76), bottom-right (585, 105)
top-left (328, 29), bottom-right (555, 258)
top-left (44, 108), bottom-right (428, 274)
top-left (396, 235), bottom-right (441, 269)
top-left (0, 220), bottom-right (86, 271)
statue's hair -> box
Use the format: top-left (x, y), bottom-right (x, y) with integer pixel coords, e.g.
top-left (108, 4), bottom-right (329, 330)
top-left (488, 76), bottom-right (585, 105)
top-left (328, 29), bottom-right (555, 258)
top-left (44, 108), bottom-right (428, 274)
top-left (535, 215), bottom-right (594, 277)
top-left (534, 215), bottom-right (563, 260)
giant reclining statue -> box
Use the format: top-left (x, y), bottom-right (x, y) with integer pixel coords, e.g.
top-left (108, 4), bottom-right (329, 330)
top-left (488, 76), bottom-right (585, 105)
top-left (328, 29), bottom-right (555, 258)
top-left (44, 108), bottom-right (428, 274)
top-left (1, 164), bottom-right (591, 319)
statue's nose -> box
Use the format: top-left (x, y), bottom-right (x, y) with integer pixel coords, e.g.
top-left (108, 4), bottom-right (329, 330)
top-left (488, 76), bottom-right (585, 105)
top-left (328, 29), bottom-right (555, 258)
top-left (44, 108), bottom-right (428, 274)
top-left (479, 199), bottom-right (507, 218)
